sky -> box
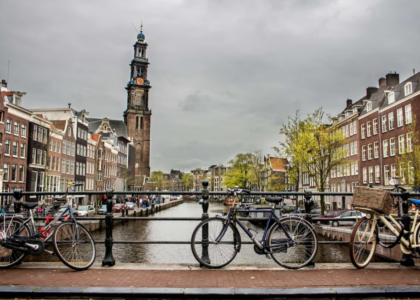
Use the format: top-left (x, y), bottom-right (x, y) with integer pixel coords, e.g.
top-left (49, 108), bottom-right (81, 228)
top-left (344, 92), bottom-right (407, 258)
top-left (1, 0), bottom-right (420, 173)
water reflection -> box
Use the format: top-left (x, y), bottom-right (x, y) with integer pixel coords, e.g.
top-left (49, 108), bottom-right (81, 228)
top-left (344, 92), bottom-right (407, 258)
top-left (91, 201), bottom-right (389, 265)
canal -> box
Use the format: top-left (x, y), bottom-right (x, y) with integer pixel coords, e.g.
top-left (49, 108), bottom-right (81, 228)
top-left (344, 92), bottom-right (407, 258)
top-left (91, 201), bottom-right (388, 265)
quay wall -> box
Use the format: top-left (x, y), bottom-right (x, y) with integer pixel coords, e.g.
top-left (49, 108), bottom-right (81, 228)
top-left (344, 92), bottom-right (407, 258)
top-left (315, 225), bottom-right (420, 263)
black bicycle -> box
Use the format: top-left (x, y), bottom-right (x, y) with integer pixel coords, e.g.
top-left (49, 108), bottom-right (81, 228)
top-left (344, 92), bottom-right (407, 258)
top-left (191, 187), bottom-right (318, 269)
top-left (0, 183), bottom-right (96, 270)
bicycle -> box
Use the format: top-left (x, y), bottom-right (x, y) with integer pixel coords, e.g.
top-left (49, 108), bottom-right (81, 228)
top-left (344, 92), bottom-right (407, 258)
top-left (191, 187), bottom-right (318, 269)
top-left (350, 177), bottom-right (420, 268)
top-left (0, 183), bottom-right (96, 271)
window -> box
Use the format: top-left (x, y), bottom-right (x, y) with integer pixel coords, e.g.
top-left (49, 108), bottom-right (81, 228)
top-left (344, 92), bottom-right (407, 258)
top-left (20, 143), bottom-right (25, 158)
top-left (350, 122), bottom-right (353, 136)
top-left (351, 163), bottom-right (355, 176)
top-left (6, 119), bottom-right (11, 133)
top-left (3, 163), bottom-right (9, 182)
top-left (68, 127), bottom-right (72, 137)
top-left (373, 119), bottom-right (378, 135)
top-left (400, 163), bottom-right (406, 182)
top-left (405, 104), bottom-right (412, 124)
top-left (355, 162), bottom-right (358, 175)
top-left (345, 125), bottom-right (349, 137)
top-left (71, 143), bottom-right (75, 156)
top-left (388, 92), bottom-right (395, 104)
top-left (12, 141), bottom-right (17, 156)
top-left (63, 141), bottom-right (67, 155)
top-left (384, 165), bottom-right (390, 185)
top-left (368, 144), bottom-right (372, 160)
top-left (398, 135), bottom-right (405, 154)
top-left (404, 82), bottom-right (413, 96)
top-left (407, 133), bottom-right (413, 152)
top-left (397, 108), bottom-right (403, 127)
top-left (408, 161), bottom-right (414, 184)
top-left (361, 124), bottom-right (365, 139)
top-left (21, 124), bottom-right (26, 137)
top-left (70, 162), bottom-right (74, 174)
top-left (14, 121), bottom-right (19, 135)
top-left (350, 143), bottom-right (354, 156)
top-left (353, 121), bottom-right (357, 134)
top-left (354, 141), bottom-right (358, 154)
top-left (366, 101), bottom-right (372, 111)
top-left (368, 167), bottom-right (373, 183)
top-left (32, 148), bottom-right (36, 164)
top-left (391, 164), bottom-right (396, 178)
top-left (56, 158), bottom-right (60, 171)
top-left (381, 115), bottom-right (387, 132)
top-left (57, 142), bottom-right (61, 153)
top-left (77, 144), bottom-right (80, 155)
top-left (62, 160), bottom-right (66, 173)
top-left (390, 138), bottom-right (396, 156)
top-left (53, 141), bottom-right (56, 152)
top-left (375, 165), bottom-right (380, 183)
top-left (363, 168), bottom-right (367, 184)
top-left (19, 166), bottom-right (24, 182)
top-left (367, 122), bottom-right (371, 137)
top-left (388, 112), bottom-right (394, 130)
top-left (374, 142), bottom-right (379, 159)
top-left (362, 145), bottom-right (366, 161)
top-left (11, 164), bottom-right (17, 182)
top-left (66, 161), bottom-right (70, 174)
top-left (383, 140), bottom-right (388, 158)
top-left (76, 162), bottom-right (79, 175)
top-left (4, 139), bottom-right (10, 155)
top-left (43, 129), bottom-right (48, 143)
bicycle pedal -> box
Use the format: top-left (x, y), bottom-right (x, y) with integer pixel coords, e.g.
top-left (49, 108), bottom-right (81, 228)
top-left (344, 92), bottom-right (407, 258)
top-left (265, 254), bottom-right (271, 259)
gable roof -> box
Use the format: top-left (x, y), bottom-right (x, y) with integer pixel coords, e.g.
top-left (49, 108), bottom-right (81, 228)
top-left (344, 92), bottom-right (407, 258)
top-left (269, 157), bottom-right (288, 172)
top-left (87, 118), bottom-right (128, 138)
top-left (51, 120), bottom-right (67, 131)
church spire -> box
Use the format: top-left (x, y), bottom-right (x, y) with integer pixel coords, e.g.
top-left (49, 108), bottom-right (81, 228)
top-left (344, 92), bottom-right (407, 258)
top-left (137, 22), bottom-right (145, 42)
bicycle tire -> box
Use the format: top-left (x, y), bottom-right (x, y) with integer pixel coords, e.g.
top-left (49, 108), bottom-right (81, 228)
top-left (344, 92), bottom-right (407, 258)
top-left (0, 218), bottom-right (31, 269)
top-left (414, 222), bottom-right (420, 255)
top-left (350, 217), bottom-right (377, 269)
top-left (191, 217), bottom-right (240, 268)
top-left (268, 216), bottom-right (318, 269)
top-left (52, 221), bottom-right (96, 271)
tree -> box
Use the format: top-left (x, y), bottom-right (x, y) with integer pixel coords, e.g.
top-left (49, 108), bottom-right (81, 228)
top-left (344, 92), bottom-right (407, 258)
top-left (181, 173), bottom-right (193, 191)
top-left (222, 152), bottom-right (264, 190)
top-left (277, 108), bottom-right (349, 215)
top-left (249, 150), bottom-right (264, 191)
top-left (397, 117), bottom-right (420, 188)
top-left (150, 171), bottom-right (166, 191)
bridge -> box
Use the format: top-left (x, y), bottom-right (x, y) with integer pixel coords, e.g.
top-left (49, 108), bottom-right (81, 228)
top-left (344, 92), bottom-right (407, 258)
top-left (0, 181), bottom-right (419, 299)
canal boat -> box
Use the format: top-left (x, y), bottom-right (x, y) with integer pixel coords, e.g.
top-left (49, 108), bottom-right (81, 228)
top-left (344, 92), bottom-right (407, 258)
top-left (224, 197), bottom-right (237, 206)
top-left (247, 204), bottom-right (284, 226)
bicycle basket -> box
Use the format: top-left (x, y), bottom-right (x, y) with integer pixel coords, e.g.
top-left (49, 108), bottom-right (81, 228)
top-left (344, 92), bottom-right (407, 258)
top-left (352, 186), bottom-right (393, 214)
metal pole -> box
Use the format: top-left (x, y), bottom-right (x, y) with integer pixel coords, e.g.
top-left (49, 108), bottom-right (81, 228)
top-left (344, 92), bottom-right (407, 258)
top-left (201, 180), bottom-right (210, 266)
top-left (102, 188), bottom-right (115, 266)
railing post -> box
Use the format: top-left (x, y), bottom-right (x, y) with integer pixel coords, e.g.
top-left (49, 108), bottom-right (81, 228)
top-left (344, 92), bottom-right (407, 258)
top-left (303, 190), bottom-right (315, 267)
top-left (201, 180), bottom-right (210, 266)
top-left (102, 188), bottom-right (115, 266)
top-left (12, 189), bottom-right (23, 214)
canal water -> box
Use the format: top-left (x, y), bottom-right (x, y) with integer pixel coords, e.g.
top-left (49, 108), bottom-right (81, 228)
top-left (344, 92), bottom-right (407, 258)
top-left (91, 201), bottom-right (388, 265)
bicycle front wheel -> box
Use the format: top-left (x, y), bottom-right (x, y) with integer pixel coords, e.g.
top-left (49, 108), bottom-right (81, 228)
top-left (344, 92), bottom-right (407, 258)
top-left (0, 218), bottom-right (31, 268)
top-left (269, 217), bottom-right (318, 269)
top-left (191, 217), bottom-right (239, 268)
top-left (350, 217), bottom-right (377, 269)
top-left (53, 221), bottom-right (96, 271)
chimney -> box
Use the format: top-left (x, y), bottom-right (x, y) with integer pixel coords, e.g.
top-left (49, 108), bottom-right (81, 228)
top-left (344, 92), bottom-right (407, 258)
top-left (378, 77), bottom-right (386, 88)
top-left (386, 72), bottom-right (400, 87)
top-left (366, 87), bottom-right (378, 99)
top-left (68, 103), bottom-right (71, 109)
top-left (346, 99), bottom-right (352, 107)
top-left (0, 79), bottom-right (7, 89)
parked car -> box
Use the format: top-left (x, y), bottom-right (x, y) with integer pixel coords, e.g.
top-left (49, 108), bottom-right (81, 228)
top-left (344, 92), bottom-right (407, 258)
top-left (53, 206), bottom-right (78, 217)
top-left (309, 209), bottom-right (321, 219)
top-left (313, 210), bottom-right (349, 224)
top-left (126, 202), bottom-right (135, 210)
top-left (77, 205), bottom-right (95, 217)
top-left (113, 204), bottom-right (126, 212)
top-left (97, 205), bottom-right (108, 215)
top-left (331, 211), bottom-right (365, 227)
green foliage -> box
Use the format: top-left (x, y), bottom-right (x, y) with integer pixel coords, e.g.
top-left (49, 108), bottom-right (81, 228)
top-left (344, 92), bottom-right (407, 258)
top-left (181, 173), bottom-right (193, 191)
top-left (222, 151), bottom-right (264, 189)
top-left (397, 117), bottom-right (420, 187)
top-left (150, 171), bottom-right (166, 191)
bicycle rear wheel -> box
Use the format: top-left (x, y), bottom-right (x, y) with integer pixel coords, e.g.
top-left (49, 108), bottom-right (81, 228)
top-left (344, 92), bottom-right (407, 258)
top-left (350, 217), bottom-right (377, 269)
top-left (0, 218), bottom-right (31, 268)
top-left (268, 217), bottom-right (318, 269)
top-left (191, 217), bottom-right (240, 268)
top-left (53, 221), bottom-right (96, 271)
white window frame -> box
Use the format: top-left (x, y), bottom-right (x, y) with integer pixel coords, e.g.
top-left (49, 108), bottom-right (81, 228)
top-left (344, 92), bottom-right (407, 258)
top-left (368, 166), bottom-right (373, 183)
top-left (362, 145), bottom-right (366, 161)
top-left (404, 82), bottom-right (412, 96)
top-left (390, 138), bottom-right (396, 156)
top-left (361, 124), bottom-right (365, 139)
top-left (407, 133), bottom-right (413, 153)
top-left (363, 168), bottom-right (367, 184)
top-left (384, 165), bottom-right (390, 185)
top-left (388, 92), bottom-right (395, 104)
top-left (405, 104), bottom-right (412, 124)
top-left (375, 165), bottom-right (380, 183)
top-left (366, 101), bottom-right (372, 111)
top-left (398, 135), bottom-right (405, 154)
top-left (368, 144), bottom-right (372, 160)
top-left (367, 122), bottom-right (371, 137)
top-left (373, 119), bottom-right (378, 135)
top-left (381, 115), bottom-right (387, 133)
top-left (397, 108), bottom-right (403, 127)
top-left (388, 112), bottom-right (394, 130)
top-left (374, 142), bottom-right (379, 159)
top-left (383, 140), bottom-right (388, 158)
top-left (391, 164), bottom-right (396, 178)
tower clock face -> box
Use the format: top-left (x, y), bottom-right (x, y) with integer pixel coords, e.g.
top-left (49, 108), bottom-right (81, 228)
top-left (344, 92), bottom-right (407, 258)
top-left (136, 78), bottom-right (144, 85)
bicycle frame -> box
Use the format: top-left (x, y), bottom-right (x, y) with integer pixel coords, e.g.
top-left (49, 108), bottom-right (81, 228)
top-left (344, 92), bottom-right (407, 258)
top-left (217, 197), bottom-right (294, 249)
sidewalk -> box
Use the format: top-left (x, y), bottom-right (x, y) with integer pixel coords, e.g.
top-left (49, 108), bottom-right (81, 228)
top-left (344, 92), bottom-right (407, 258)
top-left (0, 263), bottom-right (419, 298)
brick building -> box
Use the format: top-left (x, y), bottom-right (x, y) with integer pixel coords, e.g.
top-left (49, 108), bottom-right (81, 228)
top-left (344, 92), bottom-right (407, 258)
top-left (86, 135), bottom-right (97, 204)
top-left (45, 124), bottom-right (63, 203)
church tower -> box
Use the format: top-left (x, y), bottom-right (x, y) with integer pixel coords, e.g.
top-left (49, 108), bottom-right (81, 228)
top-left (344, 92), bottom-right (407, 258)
top-left (123, 25), bottom-right (151, 177)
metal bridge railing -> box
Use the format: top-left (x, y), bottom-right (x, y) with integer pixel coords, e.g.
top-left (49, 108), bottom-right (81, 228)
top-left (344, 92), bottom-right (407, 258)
top-left (1, 181), bottom-right (416, 267)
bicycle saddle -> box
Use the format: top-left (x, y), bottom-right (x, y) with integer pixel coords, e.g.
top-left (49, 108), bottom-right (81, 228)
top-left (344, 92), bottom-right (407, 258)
top-left (19, 202), bottom-right (38, 209)
top-left (265, 197), bottom-right (284, 203)
top-left (410, 199), bottom-right (420, 206)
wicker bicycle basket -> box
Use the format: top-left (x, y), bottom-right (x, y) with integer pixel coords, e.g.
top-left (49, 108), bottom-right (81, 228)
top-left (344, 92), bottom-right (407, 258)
top-left (352, 186), bottom-right (393, 215)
